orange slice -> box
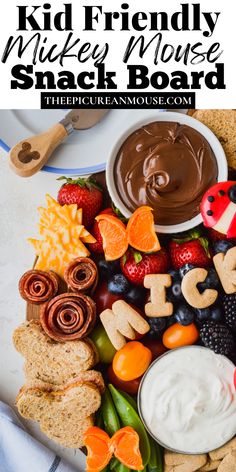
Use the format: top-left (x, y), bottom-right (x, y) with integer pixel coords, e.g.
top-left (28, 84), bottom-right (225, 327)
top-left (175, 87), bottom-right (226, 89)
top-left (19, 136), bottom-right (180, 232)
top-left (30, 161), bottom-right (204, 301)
top-left (111, 426), bottom-right (144, 470)
top-left (96, 215), bottom-right (128, 261)
top-left (84, 427), bottom-right (112, 472)
top-left (127, 206), bottom-right (160, 252)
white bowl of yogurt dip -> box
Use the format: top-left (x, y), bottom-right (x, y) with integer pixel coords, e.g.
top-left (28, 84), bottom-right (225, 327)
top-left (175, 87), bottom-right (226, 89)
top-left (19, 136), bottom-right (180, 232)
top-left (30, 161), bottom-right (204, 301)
top-left (138, 346), bottom-right (236, 454)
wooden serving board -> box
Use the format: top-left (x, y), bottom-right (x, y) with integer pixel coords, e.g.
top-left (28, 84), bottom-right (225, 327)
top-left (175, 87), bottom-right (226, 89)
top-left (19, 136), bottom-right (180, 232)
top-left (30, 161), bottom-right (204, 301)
top-left (26, 171), bottom-right (109, 322)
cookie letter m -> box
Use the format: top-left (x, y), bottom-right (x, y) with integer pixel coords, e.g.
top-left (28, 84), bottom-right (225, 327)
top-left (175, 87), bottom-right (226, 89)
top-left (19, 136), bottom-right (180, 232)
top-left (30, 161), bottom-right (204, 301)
top-left (100, 300), bottom-right (150, 350)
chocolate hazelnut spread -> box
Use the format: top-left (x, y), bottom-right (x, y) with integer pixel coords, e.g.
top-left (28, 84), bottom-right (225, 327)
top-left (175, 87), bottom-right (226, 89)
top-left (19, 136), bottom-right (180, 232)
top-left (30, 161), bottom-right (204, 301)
top-left (114, 121), bottom-right (218, 225)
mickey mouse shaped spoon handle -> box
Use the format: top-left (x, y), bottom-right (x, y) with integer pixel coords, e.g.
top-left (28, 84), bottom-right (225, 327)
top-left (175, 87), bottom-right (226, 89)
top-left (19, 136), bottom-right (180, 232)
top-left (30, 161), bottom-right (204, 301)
top-left (9, 109), bottom-right (109, 177)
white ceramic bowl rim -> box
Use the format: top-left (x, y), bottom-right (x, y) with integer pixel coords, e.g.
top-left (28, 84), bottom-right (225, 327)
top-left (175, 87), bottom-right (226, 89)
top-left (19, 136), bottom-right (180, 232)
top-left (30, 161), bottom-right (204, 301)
top-left (106, 112), bottom-right (228, 234)
top-left (137, 345), bottom-right (236, 454)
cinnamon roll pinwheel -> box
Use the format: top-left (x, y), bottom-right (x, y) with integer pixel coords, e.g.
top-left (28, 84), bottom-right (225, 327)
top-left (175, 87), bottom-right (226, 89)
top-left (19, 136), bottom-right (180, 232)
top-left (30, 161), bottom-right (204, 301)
top-left (64, 257), bottom-right (98, 294)
top-left (19, 270), bottom-right (59, 304)
top-left (40, 292), bottom-right (96, 341)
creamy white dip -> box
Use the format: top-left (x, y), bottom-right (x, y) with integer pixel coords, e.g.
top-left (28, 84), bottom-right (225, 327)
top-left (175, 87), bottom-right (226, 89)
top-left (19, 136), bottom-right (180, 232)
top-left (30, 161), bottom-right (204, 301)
top-left (139, 346), bottom-right (236, 453)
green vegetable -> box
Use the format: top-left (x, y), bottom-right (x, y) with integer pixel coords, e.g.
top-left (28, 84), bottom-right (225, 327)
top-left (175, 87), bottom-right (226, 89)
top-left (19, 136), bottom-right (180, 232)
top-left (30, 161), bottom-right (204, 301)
top-left (148, 437), bottom-right (163, 472)
top-left (102, 388), bottom-right (120, 436)
top-left (115, 463), bottom-right (130, 472)
top-left (110, 458), bottom-right (120, 470)
top-left (109, 384), bottom-right (151, 467)
top-left (95, 409), bottom-right (104, 429)
top-left (118, 390), bottom-right (138, 412)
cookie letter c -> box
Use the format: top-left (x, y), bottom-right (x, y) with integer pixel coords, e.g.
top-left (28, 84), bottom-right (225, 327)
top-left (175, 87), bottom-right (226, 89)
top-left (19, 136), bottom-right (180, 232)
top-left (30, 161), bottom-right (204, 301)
top-left (181, 268), bottom-right (218, 309)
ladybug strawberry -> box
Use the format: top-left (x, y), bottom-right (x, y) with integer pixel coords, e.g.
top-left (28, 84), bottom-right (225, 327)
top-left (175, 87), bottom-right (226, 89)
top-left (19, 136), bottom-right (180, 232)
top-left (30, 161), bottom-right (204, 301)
top-left (201, 181), bottom-right (236, 238)
top-left (169, 230), bottom-right (212, 269)
top-left (121, 249), bottom-right (170, 286)
top-left (89, 208), bottom-right (116, 254)
top-left (57, 176), bottom-right (103, 228)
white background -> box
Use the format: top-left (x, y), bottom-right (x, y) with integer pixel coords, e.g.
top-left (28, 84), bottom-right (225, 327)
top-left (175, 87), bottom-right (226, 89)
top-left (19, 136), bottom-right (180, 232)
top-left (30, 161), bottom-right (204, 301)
top-left (0, 0), bottom-right (235, 109)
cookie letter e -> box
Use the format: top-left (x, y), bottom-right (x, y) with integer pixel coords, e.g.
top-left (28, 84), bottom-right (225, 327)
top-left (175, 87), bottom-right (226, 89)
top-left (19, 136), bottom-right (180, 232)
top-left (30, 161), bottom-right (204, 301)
top-left (181, 268), bottom-right (218, 309)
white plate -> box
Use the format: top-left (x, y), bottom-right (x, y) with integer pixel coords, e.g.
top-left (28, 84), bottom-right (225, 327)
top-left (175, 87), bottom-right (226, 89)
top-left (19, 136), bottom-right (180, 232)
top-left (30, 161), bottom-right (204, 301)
top-left (0, 109), bottom-right (165, 175)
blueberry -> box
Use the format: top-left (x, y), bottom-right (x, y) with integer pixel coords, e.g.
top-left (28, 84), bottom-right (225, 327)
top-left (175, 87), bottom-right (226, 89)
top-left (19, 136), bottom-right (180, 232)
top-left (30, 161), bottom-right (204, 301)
top-left (179, 264), bottom-right (196, 279)
top-left (166, 315), bottom-right (176, 327)
top-left (213, 240), bottom-right (234, 255)
top-left (108, 274), bottom-right (130, 295)
top-left (195, 308), bottom-right (211, 322)
top-left (126, 286), bottom-right (146, 307)
top-left (167, 280), bottom-right (183, 302)
top-left (98, 260), bottom-right (120, 280)
top-left (168, 269), bottom-right (180, 282)
top-left (175, 304), bottom-right (195, 326)
top-left (198, 268), bottom-right (220, 291)
top-left (148, 317), bottom-right (167, 338)
top-left (210, 305), bottom-right (223, 322)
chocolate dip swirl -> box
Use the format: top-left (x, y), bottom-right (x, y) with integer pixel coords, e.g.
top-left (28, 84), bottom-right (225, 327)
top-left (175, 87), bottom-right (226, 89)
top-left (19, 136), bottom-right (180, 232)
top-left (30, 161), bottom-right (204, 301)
top-left (64, 258), bottom-right (98, 294)
top-left (114, 122), bottom-right (218, 225)
top-left (40, 292), bottom-right (96, 341)
top-left (19, 270), bottom-right (59, 304)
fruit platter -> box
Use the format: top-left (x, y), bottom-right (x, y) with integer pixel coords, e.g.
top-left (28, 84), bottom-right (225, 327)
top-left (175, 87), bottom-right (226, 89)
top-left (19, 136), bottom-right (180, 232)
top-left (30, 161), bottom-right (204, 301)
top-left (13, 110), bottom-right (236, 472)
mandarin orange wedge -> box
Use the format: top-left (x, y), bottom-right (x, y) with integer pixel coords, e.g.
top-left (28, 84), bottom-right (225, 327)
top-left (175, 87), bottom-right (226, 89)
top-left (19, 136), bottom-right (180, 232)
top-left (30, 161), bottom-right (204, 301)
top-left (84, 427), bottom-right (112, 472)
top-left (127, 206), bottom-right (160, 252)
top-left (96, 214), bottom-right (128, 261)
top-left (111, 426), bottom-right (144, 470)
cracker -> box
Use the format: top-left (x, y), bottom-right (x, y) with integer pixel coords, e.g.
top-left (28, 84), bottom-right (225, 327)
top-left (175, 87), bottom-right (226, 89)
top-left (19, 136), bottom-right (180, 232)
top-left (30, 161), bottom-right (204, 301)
top-left (172, 455), bottom-right (207, 472)
top-left (213, 247), bottom-right (236, 294)
top-left (165, 451), bottom-right (191, 466)
top-left (199, 459), bottom-right (220, 471)
top-left (144, 274), bottom-right (173, 317)
top-left (217, 451), bottom-right (236, 472)
top-left (181, 268), bottom-right (218, 308)
top-left (209, 437), bottom-right (236, 461)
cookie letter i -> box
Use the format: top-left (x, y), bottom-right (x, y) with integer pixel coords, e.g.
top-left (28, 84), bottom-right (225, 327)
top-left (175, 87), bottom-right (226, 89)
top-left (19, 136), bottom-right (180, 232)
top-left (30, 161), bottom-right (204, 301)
top-left (144, 274), bottom-right (173, 317)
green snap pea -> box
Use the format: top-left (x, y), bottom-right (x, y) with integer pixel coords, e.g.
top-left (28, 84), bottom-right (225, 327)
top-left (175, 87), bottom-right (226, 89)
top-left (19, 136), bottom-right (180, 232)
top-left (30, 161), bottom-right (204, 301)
top-left (110, 458), bottom-right (120, 470)
top-left (115, 463), bottom-right (130, 472)
top-left (109, 384), bottom-right (151, 467)
top-left (101, 388), bottom-right (120, 436)
top-left (118, 390), bottom-right (138, 412)
top-left (148, 437), bottom-right (163, 472)
top-left (95, 408), bottom-right (104, 429)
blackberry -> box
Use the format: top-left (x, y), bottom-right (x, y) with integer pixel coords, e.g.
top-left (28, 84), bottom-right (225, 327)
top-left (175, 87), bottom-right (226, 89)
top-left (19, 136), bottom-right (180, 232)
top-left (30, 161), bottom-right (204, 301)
top-left (222, 293), bottom-right (236, 330)
top-left (200, 321), bottom-right (234, 356)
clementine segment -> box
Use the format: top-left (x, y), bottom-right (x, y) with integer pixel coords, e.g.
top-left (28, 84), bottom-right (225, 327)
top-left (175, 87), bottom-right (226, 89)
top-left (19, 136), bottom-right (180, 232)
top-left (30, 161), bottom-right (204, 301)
top-left (96, 214), bottom-right (128, 261)
top-left (127, 206), bottom-right (160, 252)
top-left (84, 427), bottom-right (112, 472)
top-left (111, 426), bottom-right (144, 470)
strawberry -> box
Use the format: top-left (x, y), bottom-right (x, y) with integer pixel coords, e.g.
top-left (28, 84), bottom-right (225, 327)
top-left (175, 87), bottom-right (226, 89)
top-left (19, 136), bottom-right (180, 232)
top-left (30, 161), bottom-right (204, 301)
top-left (89, 208), bottom-right (115, 254)
top-left (207, 227), bottom-right (236, 245)
top-left (169, 230), bottom-right (212, 269)
top-left (120, 249), bottom-right (170, 286)
top-left (57, 176), bottom-right (103, 228)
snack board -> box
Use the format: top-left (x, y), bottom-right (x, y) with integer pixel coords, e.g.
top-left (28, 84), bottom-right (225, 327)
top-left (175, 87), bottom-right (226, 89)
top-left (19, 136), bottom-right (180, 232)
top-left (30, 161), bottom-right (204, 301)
top-left (12, 110), bottom-right (236, 472)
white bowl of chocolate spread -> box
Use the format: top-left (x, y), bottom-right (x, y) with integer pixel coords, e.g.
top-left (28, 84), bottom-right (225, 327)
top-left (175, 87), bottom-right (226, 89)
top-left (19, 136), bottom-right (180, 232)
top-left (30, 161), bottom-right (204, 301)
top-left (106, 112), bottom-right (228, 233)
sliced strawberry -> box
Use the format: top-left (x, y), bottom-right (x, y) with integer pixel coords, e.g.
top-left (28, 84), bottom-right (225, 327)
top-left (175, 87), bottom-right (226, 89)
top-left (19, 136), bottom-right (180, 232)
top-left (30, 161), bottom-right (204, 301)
top-left (120, 249), bottom-right (170, 286)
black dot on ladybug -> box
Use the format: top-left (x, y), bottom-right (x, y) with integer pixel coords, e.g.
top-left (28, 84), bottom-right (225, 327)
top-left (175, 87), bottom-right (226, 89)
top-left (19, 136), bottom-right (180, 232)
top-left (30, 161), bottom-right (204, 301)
top-left (218, 190), bottom-right (225, 196)
top-left (207, 210), bottom-right (213, 216)
top-left (207, 196), bottom-right (215, 202)
top-left (228, 184), bottom-right (236, 203)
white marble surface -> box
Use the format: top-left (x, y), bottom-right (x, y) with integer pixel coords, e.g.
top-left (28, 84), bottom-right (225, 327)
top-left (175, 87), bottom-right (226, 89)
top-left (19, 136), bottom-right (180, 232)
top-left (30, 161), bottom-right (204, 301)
top-left (0, 148), bottom-right (86, 471)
